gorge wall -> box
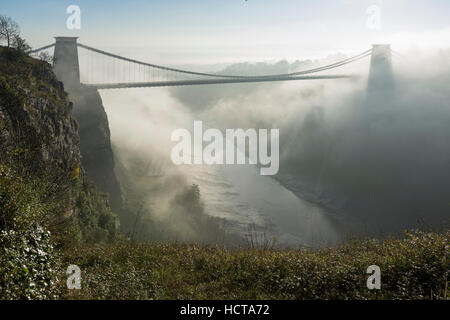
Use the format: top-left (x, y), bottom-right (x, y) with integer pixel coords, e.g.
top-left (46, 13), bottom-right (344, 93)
top-left (66, 85), bottom-right (122, 211)
top-left (0, 47), bottom-right (118, 243)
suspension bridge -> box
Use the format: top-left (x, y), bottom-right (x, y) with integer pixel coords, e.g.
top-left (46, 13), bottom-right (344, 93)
top-left (28, 37), bottom-right (393, 91)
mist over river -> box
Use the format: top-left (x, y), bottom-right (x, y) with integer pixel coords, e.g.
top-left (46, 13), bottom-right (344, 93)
top-left (99, 50), bottom-right (450, 246)
top-left (100, 86), bottom-right (343, 247)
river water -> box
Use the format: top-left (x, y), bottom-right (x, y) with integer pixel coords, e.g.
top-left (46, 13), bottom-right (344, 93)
top-left (182, 163), bottom-right (342, 248)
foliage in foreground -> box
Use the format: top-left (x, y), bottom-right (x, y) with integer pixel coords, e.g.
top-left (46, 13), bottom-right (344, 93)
top-left (0, 43), bottom-right (116, 299)
top-left (0, 161), bottom-right (118, 299)
top-left (0, 165), bottom-right (58, 299)
top-left (59, 230), bottom-right (449, 300)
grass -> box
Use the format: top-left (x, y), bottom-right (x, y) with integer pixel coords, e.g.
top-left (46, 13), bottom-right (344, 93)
top-left (58, 230), bottom-right (449, 300)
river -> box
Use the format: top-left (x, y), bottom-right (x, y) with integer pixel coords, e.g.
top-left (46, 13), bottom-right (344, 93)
top-left (183, 163), bottom-right (342, 248)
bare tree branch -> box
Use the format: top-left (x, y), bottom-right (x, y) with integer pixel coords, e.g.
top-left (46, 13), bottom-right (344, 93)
top-left (0, 15), bottom-right (20, 48)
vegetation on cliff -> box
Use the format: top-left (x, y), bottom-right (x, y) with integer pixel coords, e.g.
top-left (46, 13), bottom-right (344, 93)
top-left (0, 41), bottom-right (117, 298)
top-left (0, 165), bottom-right (58, 299)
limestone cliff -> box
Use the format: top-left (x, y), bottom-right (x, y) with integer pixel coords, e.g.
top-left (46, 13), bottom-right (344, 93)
top-left (0, 48), bottom-right (80, 176)
top-left (0, 47), bottom-right (117, 243)
top-left (66, 85), bottom-right (122, 211)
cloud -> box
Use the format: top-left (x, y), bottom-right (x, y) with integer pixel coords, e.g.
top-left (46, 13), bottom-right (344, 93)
top-left (168, 49), bottom-right (450, 235)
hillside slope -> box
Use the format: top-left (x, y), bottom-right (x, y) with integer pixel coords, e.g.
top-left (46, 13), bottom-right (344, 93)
top-left (0, 47), bottom-right (118, 298)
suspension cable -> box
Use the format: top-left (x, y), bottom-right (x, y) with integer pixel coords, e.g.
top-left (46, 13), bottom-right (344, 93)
top-left (78, 43), bottom-right (372, 79)
top-left (27, 43), bottom-right (55, 54)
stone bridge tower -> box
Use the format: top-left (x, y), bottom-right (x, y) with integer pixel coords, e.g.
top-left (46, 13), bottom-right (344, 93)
top-left (53, 37), bottom-right (80, 89)
top-left (367, 44), bottom-right (395, 101)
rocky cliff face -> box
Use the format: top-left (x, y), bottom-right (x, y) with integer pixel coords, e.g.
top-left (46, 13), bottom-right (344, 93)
top-left (66, 85), bottom-right (122, 211)
top-left (0, 49), bottom-right (80, 176)
top-left (0, 47), bottom-right (117, 243)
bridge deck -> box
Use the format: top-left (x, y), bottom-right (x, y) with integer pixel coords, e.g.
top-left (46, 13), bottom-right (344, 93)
top-left (83, 74), bottom-right (356, 89)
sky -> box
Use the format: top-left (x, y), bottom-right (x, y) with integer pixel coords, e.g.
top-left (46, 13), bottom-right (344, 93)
top-left (1, 0), bottom-right (450, 64)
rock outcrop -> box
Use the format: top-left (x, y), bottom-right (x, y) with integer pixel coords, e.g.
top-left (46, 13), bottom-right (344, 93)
top-left (0, 47), bottom-right (118, 243)
top-left (0, 49), bottom-right (80, 176)
top-left (66, 85), bottom-right (123, 211)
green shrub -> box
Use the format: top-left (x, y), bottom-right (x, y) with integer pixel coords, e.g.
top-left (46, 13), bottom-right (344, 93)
top-left (0, 226), bottom-right (58, 299)
top-left (72, 176), bottom-right (118, 244)
top-left (58, 231), bottom-right (449, 300)
top-left (0, 165), bottom-right (58, 299)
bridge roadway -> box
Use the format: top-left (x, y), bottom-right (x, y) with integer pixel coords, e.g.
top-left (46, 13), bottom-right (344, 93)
top-left (84, 74), bottom-right (356, 89)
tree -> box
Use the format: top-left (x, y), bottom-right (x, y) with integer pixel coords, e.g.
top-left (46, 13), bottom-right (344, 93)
top-left (38, 52), bottom-right (53, 64)
top-left (0, 15), bottom-right (20, 48)
top-left (12, 34), bottom-right (30, 54)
